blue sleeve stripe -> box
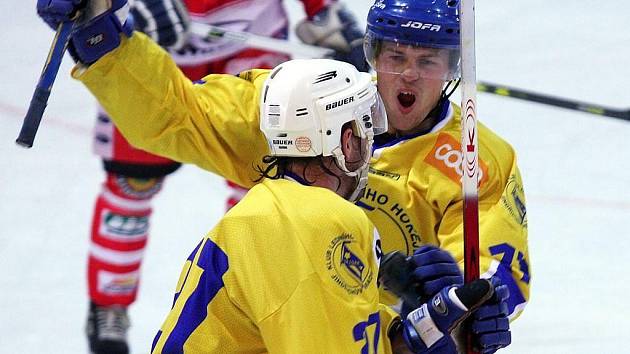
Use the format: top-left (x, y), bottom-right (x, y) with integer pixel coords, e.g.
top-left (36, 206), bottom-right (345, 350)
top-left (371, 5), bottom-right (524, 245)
top-left (151, 330), bottom-right (162, 353)
top-left (483, 259), bottom-right (526, 317)
top-left (162, 240), bottom-right (229, 353)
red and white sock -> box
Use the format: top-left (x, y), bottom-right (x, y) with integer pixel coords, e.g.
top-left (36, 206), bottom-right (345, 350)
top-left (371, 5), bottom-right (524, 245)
top-left (88, 173), bottom-right (163, 306)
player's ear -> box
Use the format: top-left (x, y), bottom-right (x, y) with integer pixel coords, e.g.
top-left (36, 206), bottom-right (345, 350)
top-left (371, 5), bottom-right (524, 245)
top-left (340, 124), bottom-right (355, 158)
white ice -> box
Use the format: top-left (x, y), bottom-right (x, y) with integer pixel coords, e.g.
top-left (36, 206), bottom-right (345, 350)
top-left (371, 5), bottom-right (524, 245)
top-left (1, 1), bottom-right (629, 353)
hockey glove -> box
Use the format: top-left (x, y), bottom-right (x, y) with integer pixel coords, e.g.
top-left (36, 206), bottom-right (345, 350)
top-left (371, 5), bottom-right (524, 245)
top-left (396, 245), bottom-right (465, 319)
top-left (410, 245), bottom-right (464, 299)
top-left (37, 0), bottom-right (133, 64)
top-left (402, 279), bottom-right (494, 354)
top-left (37, 0), bottom-right (84, 31)
top-left (130, 0), bottom-right (190, 51)
top-left (295, 2), bottom-right (369, 72)
top-left (471, 277), bottom-right (512, 353)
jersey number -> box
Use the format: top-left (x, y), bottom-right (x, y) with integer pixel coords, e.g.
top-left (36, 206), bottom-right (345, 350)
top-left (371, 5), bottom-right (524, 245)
top-left (489, 242), bottom-right (530, 283)
top-left (353, 312), bottom-right (381, 354)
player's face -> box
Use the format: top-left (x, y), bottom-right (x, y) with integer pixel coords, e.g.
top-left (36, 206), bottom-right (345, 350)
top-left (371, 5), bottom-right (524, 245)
top-left (376, 43), bottom-right (449, 135)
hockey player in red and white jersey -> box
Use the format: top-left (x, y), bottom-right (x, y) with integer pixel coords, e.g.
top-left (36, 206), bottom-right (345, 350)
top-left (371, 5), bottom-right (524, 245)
top-left (82, 0), bottom-right (368, 353)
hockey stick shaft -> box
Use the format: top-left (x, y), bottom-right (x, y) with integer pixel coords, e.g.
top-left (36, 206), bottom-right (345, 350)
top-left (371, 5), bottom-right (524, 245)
top-left (460, 0), bottom-right (480, 353)
top-left (16, 20), bottom-right (75, 148)
top-left (191, 23), bottom-right (629, 122)
top-left (478, 81), bottom-right (630, 121)
top-left (188, 22), bottom-right (335, 59)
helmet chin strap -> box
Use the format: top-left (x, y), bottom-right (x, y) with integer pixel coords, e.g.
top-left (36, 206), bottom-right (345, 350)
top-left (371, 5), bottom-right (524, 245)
top-left (331, 136), bottom-right (374, 203)
top-left (416, 78), bottom-right (461, 136)
top-left (347, 166), bottom-right (369, 202)
top-left (443, 78), bottom-right (461, 101)
top-left (431, 78), bottom-right (461, 117)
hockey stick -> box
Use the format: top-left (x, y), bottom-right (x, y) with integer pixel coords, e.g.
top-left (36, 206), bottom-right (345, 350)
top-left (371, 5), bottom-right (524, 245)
top-left (477, 81), bottom-right (630, 121)
top-left (460, 0), bottom-right (480, 353)
top-left (188, 22), bottom-right (335, 59)
top-left (191, 22), bottom-right (630, 122)
top-left (16, 20), bottom-right (76, 148)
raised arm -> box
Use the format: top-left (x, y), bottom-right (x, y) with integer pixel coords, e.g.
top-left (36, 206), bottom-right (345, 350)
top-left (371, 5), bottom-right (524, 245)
top-left (74, 33), bottom-right (271, 187)
top-left (36, 0), bottom-right (272, 187)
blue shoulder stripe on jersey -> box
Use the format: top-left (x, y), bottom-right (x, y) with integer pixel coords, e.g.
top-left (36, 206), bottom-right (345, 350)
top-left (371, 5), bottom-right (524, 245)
top-left (193, 79), bottom-right (206, 85)
top-left (162, 239), bottom-right (229, 353)
top-left (172, 240), bottom-right (204, 307)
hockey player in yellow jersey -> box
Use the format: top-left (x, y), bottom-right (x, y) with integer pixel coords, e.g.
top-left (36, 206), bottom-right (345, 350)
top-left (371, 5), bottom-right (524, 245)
top-left (144, 58), bottom-right (497, 353)
top-left (37, 0), bottom-right (522, 352)
top-left (148, 58), bottom-right (395, 353)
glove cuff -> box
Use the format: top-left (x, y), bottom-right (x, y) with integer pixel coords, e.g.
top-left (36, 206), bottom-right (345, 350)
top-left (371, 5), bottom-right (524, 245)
top-left (403, 304), bottom-right (445, 351)
top-left (71, 6), bottom-right (134, 64)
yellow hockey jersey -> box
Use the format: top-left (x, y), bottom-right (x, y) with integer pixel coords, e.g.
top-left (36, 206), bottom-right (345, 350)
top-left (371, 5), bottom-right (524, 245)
top-left (74, 33), bottom-right (530, 318)
top-left (151, 178), bottom-right (398, 353)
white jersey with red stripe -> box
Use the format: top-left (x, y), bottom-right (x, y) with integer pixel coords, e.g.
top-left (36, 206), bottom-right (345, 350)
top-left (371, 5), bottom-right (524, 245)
top-left (172, 0), bottom-right (332, 66)
top-left (94, 0), bottom-right (330, 162)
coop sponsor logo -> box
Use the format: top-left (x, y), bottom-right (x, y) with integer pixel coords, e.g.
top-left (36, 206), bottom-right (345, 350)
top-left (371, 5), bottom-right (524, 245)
top-left (424, 133), bottom-right (488, 186)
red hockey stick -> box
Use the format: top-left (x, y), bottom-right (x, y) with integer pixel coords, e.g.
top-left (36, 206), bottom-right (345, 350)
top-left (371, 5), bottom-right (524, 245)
top-left (460, 0), bottom-right (480, 353)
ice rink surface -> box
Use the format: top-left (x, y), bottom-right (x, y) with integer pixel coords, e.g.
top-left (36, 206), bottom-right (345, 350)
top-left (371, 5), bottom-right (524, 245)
top-left (1, 1), bottom-right (629, 353)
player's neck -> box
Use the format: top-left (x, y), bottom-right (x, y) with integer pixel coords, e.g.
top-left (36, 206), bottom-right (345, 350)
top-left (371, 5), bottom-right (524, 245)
top-left (285, 158), bottom-right (353, 199)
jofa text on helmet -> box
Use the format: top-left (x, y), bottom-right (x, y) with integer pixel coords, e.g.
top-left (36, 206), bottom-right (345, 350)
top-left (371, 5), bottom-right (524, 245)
top-left (401, 21), bottom-right (441, 31)
top-left (326, 96), bottom-right (355, 111)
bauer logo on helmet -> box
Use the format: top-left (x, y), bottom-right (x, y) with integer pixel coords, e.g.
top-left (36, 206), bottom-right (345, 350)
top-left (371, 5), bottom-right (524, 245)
top-left (325, 96), bottom-right (355, 111)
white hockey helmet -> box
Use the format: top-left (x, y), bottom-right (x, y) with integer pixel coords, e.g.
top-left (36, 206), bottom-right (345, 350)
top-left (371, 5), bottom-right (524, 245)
top-left (261, 58), bottom-right (386, 162)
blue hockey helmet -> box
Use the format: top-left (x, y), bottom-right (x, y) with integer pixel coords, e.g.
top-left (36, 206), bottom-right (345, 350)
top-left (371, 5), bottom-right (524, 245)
top-left (364, 0), bottom-right (461, 80)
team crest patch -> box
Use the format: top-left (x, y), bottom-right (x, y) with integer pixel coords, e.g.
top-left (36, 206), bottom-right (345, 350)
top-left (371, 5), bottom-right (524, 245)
top-left (424, 133), bottom-right (488, 187)
top-left (325, 234), bottom-right (373, 295)
top-left (501, 174), bottom-right (527, 227)
top-left (115, 176), bottom-right (163, 199)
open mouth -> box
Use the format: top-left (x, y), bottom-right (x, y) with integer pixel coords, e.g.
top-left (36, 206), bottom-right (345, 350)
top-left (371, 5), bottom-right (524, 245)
top-left (398, 91), bottom-right (416, 108)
